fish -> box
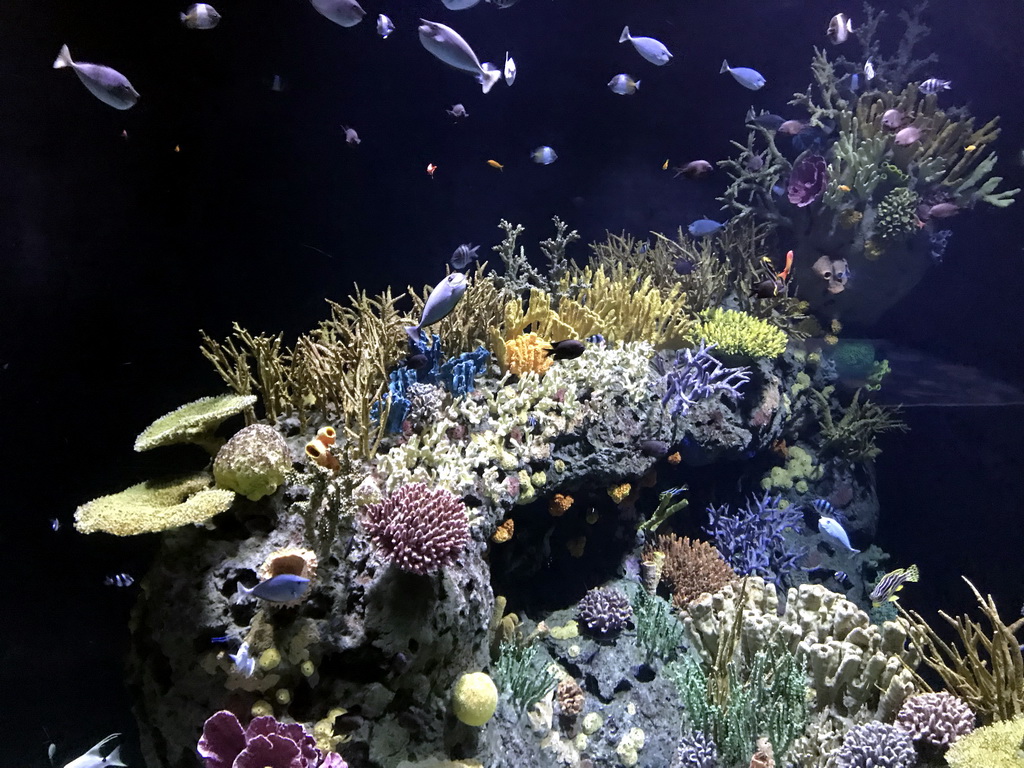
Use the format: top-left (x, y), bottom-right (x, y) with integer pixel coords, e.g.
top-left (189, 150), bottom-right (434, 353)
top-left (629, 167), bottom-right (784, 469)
top-left (64, 734), bottom-right (126, 768)
top-left (661, 159), bottom-right (669, 171)
top-left (270, 74), bottom-right (287, 92)
top-left (673, 160), bottom-right (713, 179)
top-left (181, 3), bottom-right (221, 29)
top-left (827, 13), bottom-right (854, 44)
top-left (447, 104), bottom-right (468, 118)
top-left (504, 52), bottom-right (516, 85)
top-left (50, 518), bottom-right (61, 532)
top-left (747, 109), bottom-right (785, 131)
top-left (545, 339), bottom-right (586, 360)
top-left (104, 573), bottom-right (134, 588)
top-left (341, 125), bottom-right (361, 145)
top-left (673, 256), bottom-right (695, 275)
top-left (818, 516), bottom-right (860, 553)
top-left (450, 243), bottom-right (480, 269)
top-left (720, 60), bottom-right (766, 90)
top-left (488, 0), bottom-right (520, 7)
top-left (48, 741), bottom-right (56, 766)
top-left (882, 109), bottom-right (904, 129)
top-left (418, 19), bottom-right (501, 94)
top-left (750, 278), bottom-right (782, 299)
top-left (688, 218), bottom-right (724, 237)
top-left (618, 26), bottom-right (673, 66)
top-left (870, 565), bottom-right (920, 607)
top-left (52, 45), bottom-right (140, 110)
top-left (309, 0), bottom-right (366, 27)
top-left (235, 573), bottom-right (311, 603)
top-left (487, 159), bottom-right (504, 171)
top-left (778, 119), bottom-right (806, 135)
top-left (376, 14), bottom-right (395, 38)
top-left (426, 163), bottom-right (438, 177)
top-left (849, 73), bottom-right (861, 92)
top-left (894, 125), bottom-right (922, 146)
top-left (777, 249), bottom-right (794, 281)
top-left (228, 641), bottom-right (256, 677)
top-left (405, 353), bottom-right (430, 370)
top-left (810, 499), bottom-right (836, 517)
top-left (838, 184), bottom-right (851, 192)
top-left (965, 144), bottom-right (977, 152)
top-left (864, 59), bottom-right (875, 81)
top-left (406, 272), bottom-right (469, 341)
top-left (920, 78), bottom-right (952, 95)
top-left (607, 74), bottom-right (640, 95)
top-left (531, 146), bottom-right (558, 165)
top-left (926, 202), bottom-right (960, 219)
top-left (441, 0), bottom-right (482, 8)
top-left (639, 439), bottom-right (670, 458)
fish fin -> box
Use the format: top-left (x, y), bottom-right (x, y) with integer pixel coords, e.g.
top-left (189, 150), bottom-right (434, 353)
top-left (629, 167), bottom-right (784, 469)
top-left (905, 564), bottom-right (920, 582)
top-left (720, 59), bottom-right (730, 74)
top-left (851, 548), bottom-right (861, 554)
top-left (479, 65), bottom-right (501, 94)
top-left (846, 18), bottom-right (854, 32)
top-left (618, 25), bottom-right (630, 43)
top-left (180, 11), bottom-right (188, 21)
top-left (634, 80), bottom-right (640, 89)
top-left (53, 44), bottom-right (73, 69)
top-left (405, 325), bottom-right (421, 343)
top-left (105, 746), bottom-right (128, 767)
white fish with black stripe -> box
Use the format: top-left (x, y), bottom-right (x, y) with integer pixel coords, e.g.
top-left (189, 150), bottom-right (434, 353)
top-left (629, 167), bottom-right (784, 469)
top-left (920, 78), bottom-right (951, 95)
top-left (104, 573), bottom-right (134, 588)
top-left (180, 3), bottom-right (221, 29)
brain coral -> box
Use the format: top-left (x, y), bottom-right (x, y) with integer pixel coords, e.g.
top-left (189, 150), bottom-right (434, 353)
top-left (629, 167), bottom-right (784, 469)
top-left (213, 424), bottom-right (291, 501)
top-left (361, 483), bottom-right (470, 575)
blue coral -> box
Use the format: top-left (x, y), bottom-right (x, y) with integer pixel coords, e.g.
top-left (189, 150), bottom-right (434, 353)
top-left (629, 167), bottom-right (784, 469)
top-left (835, 721), bottom-right (916, 768)
top-left (439, 345), bottom-right (489, 397)
top-left (653, 342), bottom-right (750, 417)
top-left (703, 492), bottom-right (806, 588)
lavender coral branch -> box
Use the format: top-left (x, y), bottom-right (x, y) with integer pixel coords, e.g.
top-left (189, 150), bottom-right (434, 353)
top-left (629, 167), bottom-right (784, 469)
top-left (653, 342), bottom-right (751, 417)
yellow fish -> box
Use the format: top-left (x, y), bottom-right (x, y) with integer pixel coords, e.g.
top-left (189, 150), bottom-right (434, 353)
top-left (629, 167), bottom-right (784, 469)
top-left (487, 159), bottom-right (504, 171)
top-left (838, 184), bottom-right (851, 192)
top-left (965, 144), bottom-right (977, 152)
top-left (661, 159), bottom-right (669, 170)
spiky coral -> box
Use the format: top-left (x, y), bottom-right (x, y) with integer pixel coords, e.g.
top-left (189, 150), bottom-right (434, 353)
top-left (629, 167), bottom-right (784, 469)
top-left (811, 387), bottom-right (907, 462)
top-left (697, 309), bottom-right (788, 359)
top-left (503, 332), bottom-right (554, 376)
top-left (652, 342), bottom-right (751, 417)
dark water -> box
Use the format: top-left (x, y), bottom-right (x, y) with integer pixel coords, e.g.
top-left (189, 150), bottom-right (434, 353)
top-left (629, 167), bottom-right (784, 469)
top-left (2, 0), bottom-right (1023, 764)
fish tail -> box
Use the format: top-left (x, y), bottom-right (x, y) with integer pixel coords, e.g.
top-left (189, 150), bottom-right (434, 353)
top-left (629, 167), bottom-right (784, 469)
top-left (234, 581), bottom-right (252, 601)
top-left (180, 11), bottom-right (188, 21)
top-left (619, 26), bottom-right (630, 43)
top-left (53, 44), bottom-right (73, 69)
top-left (479, 65), bottom-right (501, 94)
top-left (720, 59), bottom-right (730, 74)
top-left (405, 325), bottom-right (421, 343)
top-left (905, 564), bottom-right (920, 582)
top-left (634, 79), bottom-right (640, 90)
top-left (106, 746), bottom-right (128, 768)
top-left (846, 18), bottom-right (854, 32)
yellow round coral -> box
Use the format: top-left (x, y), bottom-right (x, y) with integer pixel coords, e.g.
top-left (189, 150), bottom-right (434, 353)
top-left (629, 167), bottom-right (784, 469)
top-left (697, 308), bottom-right (788, 359)
top-left (946, 715), bottom-right (1024, 768)
top-left (451, 671), bottom-right (498, 726)
top-left (504, 332), bottom-right (554, 376)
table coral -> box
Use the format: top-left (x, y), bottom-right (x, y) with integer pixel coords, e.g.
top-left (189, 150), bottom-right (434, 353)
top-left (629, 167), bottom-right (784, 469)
top-left (134, 393), bottom-right (257, 453)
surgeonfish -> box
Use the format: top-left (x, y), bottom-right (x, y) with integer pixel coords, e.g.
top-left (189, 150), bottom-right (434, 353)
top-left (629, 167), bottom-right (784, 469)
top-left (531, 146), bottom-right (558, 165)
top-left (52, 45), bottom-right (140, 110)
top-left (870, 565), bottom-right (920, 607)
top-left (181, 3), bottom-right (221, 29)
top-left (747, 109), bottom-right (785, 131)
top-left (309, 0), bottom-right (366, 28)
top-left (607, 74), bottom-right (640, 95)
top-left (545, 339), bottom-right (586, 360)
top-left (447, 103), bottom-right (468, 118)
top-left (817, 516), bottom-right (860, 553)
top-left (418, 19), bottom-right (502, 94)
top-left (341, 125), bottom-right (361, 145)
top-left (406, 272), bottom-right (469, 341)
top-left (504, 52), bottom-right (517, 85)
top-left (618, 26), bottom-right (672, 66)
top-left (104, 573), bottom-right (134, 588)
top-left (688, 218), bottom-right (724, 237)
top-left (721, 60), bottom-right (766, 90)
top-left (920, 78), bottom-right (952, 95)
top-left (441, 0), bottom-right (482, 8)
top-left (827, 13), bottom-right (854, 44)
top-left (377, 14), bottom-right (395, 38)
top-left (229, 641), bottom-right (256, 677)
top-left (64, 734), bottom-right (127, 768)
top-left (235, 573), bottom-right (311, 603)
top-left (450, 243), bottom-right (480, 269)
top-left (673, 160), bottom-right (713, 179)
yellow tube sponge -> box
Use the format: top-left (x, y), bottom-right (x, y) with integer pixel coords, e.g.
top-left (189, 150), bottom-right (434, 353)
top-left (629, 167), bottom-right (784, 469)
top-left (134, 393), bottom-right (257, 452)
top-left (698, 308), bottom-right (788, 359)
top-left (503, 333), bottom-right (555, 376)
top-left (946, 715), bottom-right (1024, 768)
top-left (451, 671), bottom-right (498, 726)
top-left (74, 472), bottom-right (235, 535)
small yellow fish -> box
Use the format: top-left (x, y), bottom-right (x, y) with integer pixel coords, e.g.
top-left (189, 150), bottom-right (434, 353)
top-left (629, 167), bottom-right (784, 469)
top-left (965, 144), bottom-right (977, 152)
top-left (838, 184), bottom-right (851, 192)
top-left (487, 159), bottom-right (504, 171)
top-left (661, 159), bottom-right (669, 170)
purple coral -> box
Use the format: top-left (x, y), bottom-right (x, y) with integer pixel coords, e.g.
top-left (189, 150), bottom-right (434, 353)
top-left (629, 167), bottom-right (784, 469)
top-left (361, 483), bottom-right (470, 575)
top-left (786, 153), bottom-right (828, 207)
top-left (577, 586), bottom-right (632, 636)
top-left (704, 492), bottom-right (806, 588)
top-left (835, 721), bottom-right (916, 768)
top-left (197, 711), bottom-right (334, 768)
top-left (896, 692), bottom-right (975, 749)
top-left (675, 730), bottom-right (719, 768)
top-left (653, 342), bottom-right (750, 417)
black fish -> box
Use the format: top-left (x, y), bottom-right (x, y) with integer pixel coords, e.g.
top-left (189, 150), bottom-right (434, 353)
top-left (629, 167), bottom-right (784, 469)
top-left (406, 353), bottom-right (430, 370)
top-left (750, 278), bottom-right (783, 299)
top-left (674, 256), bottom-right (695, 275)
top-left (546, 339), bottom-right (586, 360)
top-left (639, 439), bottom-right (670, 457)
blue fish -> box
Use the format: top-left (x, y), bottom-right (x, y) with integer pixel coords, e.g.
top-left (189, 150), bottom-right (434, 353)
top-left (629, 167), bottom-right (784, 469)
top-left (236, 573), bottom-right (310, 603)
top-left (818, 516), bottom-right (860, 553)
top-left (688, 218), bottom-right (724, 237)
top-left (721, 60), bottom-right (766, 90)
top-left (406, 273), bottom-right (468, 342)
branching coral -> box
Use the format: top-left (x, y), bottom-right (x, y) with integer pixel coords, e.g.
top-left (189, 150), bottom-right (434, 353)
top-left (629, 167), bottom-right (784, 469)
top-left (577, 586), bottom-right (632, 637)
top-left (503, 332), bottom-right (554, 376)
top-left (648, 533), bottom-right (738, 611)
top-left (901, 577), bottom-right (1024, 724)
top-left (810, 387), bottom-right (906, 462)
top-left (631, 588), bottom-right (685, 662)
top-left (874, 186), bottom-right (919, 241)
top-left (895, 691), bottom-right (975, 749)
top-left (697, 309), bottom-right (788, 359)
top-left (491, 216), bottom-right (580, 296)
top-left (652, 342), bottom-right (751, 417)
top-left (834, 720), bottom-right (916, 768)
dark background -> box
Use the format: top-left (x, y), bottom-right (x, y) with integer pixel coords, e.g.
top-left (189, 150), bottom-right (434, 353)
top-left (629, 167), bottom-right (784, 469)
top-left (2, 0), bottom-right (1023, 764)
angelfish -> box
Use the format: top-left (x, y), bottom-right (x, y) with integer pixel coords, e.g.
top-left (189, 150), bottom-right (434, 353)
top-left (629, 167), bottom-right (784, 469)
top-left (64, 734), bottom-right (127, 768)
top-left (181, 3), bottom-right (221, 29)
top-left (406, 272), bottom-right (469, 341)
top-left (52, 45), bottom-right (140, 110)
top-left (827, 13), bottom-right (854, 44)
top-left (418, 19), bottom-right (501, 94)
top-left (817, 516), bottom-right (860, 553)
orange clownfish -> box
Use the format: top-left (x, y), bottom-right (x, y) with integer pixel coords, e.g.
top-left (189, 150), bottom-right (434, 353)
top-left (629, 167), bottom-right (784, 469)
top-left (426, 163), bottom-right (438, 177)
top-left (777, 250), bottom-right (794, 282)
top-left (487, 159), bottom-right (504, 171)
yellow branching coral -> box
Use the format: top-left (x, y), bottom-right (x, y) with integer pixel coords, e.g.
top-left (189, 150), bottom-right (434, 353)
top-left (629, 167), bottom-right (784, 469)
top-left (134, 393), bottom-right (257, 453)
top-left (503, 332), bottom-right (555, 376)
top-left (697, 308), bottom-right (788, 358)
top-left (75, 472), bottom-right (236, 536)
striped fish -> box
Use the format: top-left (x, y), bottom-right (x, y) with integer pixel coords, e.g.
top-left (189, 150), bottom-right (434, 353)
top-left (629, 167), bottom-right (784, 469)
top-left (811, 499), bottom-right (836, 517)
top-left (104, 573), bottom-right (134, 588)
top-left (920, 78), bottom-right (952, 95)
top-left (870, 565), bottom-right (919, 607)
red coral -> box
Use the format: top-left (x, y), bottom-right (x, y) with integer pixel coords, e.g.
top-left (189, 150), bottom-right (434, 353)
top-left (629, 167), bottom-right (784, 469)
top-left (361, 483), bottom-right (470, 575)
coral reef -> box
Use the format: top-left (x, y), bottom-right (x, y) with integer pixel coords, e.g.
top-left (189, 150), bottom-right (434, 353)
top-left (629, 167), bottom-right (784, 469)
top-left (577, 586), bottom-right (632, 637)
top-left (135, 393), bottom-right (257, 453)
top-left (833, 721), bottom-right (916, 768)
top-left (895, 691), bottom-right (975, 749)
top-left (944, 715), bottom-right (1024, 768)
top-left (213, 424), bottom-right (291, 501)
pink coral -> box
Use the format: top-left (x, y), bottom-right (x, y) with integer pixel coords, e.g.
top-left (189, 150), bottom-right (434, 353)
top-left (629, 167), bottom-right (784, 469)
top-left (197, 711), bottom-right (328, 768)
top-left (361, 483), bottom-right (470, 575)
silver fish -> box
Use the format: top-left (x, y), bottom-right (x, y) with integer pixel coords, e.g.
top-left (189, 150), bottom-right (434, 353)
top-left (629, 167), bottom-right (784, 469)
top-left (721, 60), bottom-right (766, 90)
top-left (53, 45), bottom-right (140, 110)
top-left (608, 74), bottom-right (640, 95)
top-left (65, 734), bottom-right (126, 768)
top-left (309, 0), bottom-right (366, 28)
top-left (488, 0), bottom-right (520, 7)
top-left (864, 59), bottom-right (875, 81)
top-left (406, 272), bottom-right (469, 341)
top-left (817, 516), bottom-right (860, 553)
top-left (376, 14), bottom-right (395, 38)
top-left (236, 574), bottom-right (310, 602)
top-left (531, 146), bottom-right (558, 165)
top-left (504, 52), bottom-right (516, 85)
top-left (104, 573), bottom-right (134, 588)
top-left (827, 13), bottom-right (853, 44)
top-left (181, 3), bottom-right (221, 29)
top-left (894, 125), bottom-right (922, 146)
top-left (418, 19), bottom-right (501, 94)
top-left (920, 78), bottom-right (951, 95)
top-left (619, 26), bottom-right (672, 66)
top-left (341, 125), bottom-right (361, 145)
top-left (450, 244), bottom-right (480, 270)
top-left (50, 518), bottom-right (61, 532)
top-left (229, 641), bottom-right (256, 677)
top-left (447, 103), bottom-right (468, 118)
top-left (441, 0), bottom-right (482, 7)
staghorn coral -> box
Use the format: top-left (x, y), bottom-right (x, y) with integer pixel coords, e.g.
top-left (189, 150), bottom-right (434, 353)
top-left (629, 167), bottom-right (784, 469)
top-left (134, 393), bottom-right (257, 453)
top-left (360, 482), bottom-right (471, 575)
top-left (631, 587), bottom-right (685, 662)
top-left (503, 332), bottom-right (555, 376)
top-left (212, 423), bottom-right (291, 501)
top-left (834, 721), bottom-right (916, 768)
top-left (75, 472), bottom-right (235, 536)
top-left (895, 691), bottom-right (975, 749)
top-left (944, 715), bottom-right (1024, 768)
top-left (652, 342), bottom-right (751, 417)
top-left (577, 586), bottom-right (632, 637)
top-left (697, 309), bottom-right (788, 359)
top-left (650, 533), bottom-right (738, 611)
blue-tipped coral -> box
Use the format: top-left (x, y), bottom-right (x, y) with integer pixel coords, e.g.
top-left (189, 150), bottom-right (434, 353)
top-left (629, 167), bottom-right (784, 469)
top-left (653, 342), bottom-right (751, 417)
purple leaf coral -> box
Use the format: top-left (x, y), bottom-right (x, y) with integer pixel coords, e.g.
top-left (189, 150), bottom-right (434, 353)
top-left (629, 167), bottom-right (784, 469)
top-left (653, 342), bottom-right (750, 417)
top-left (361, 482), bottom-right (471, 575)
top-left (786, 153), bottom-right (828, 207)
top-left (197, 711), bottom-right (330, 768)
top-left (577, 586), bottom-right (632, 637)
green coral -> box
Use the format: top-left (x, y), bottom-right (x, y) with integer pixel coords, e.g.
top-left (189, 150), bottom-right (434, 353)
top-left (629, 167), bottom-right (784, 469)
top-left (631, 587), bottom-right (685, 664)
top-left (697, 309), bottom-right (788, 359)
top-left (493, 641), bottom-right (557, 714)
top-left (946, 715), bottom-right (1024, 768)
top-left (810, 388), bottom-right (907, 462)
top-left (213, 423), bottom-right (291, 501)
top-left (874, 186), bottom-right (920, 240)
top-left (830, 340), bottom-right (877, 379)
top-left (134, 393), bottom-right (257, 453)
